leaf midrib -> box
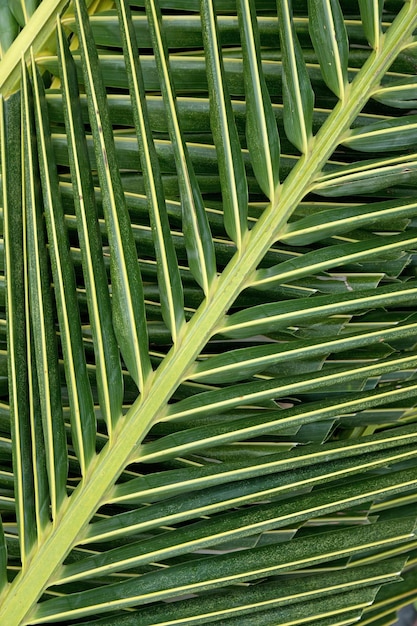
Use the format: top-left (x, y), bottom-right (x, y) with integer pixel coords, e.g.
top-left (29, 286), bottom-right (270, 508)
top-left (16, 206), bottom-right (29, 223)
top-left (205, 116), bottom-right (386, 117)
top-left (1, 2), bottom-right (417, 623)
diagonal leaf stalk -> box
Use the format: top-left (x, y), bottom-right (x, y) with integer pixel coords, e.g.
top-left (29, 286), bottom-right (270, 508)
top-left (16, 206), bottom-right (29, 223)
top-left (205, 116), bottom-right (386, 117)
top-left (0, 0), bottom-right (94, 97)
top-left (0, 0), bottom-right (112, 96)
top-left (1, 3), bottom-right (417, 624)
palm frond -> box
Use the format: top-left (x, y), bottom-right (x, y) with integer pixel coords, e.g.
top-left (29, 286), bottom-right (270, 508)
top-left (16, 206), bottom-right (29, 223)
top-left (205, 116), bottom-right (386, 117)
top-left (1, 0), bottom-right (417, 623)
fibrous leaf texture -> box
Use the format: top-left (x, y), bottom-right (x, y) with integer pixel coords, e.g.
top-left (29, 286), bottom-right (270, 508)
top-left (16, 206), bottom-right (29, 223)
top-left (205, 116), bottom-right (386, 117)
top-left (1, 0), bottom-right (417, 624)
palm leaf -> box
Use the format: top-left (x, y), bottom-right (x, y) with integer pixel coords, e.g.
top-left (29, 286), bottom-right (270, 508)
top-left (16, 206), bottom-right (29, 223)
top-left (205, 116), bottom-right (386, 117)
top-left (237, 0), bottom-right (280, 200)
top-left (201, 0), bottom-right (248, 250)
top-left (23, 60), bottom-right (69, 511)
top-left (1, 89), bottom-right (39, 567)
top-left (56, 22), bottom-right (123, 431)
top-left (74, 0), bottom-right (152, 392)
top-left (277, 0), bottom-right (314, 153)
top-left (141, 0), bottom-right (216, 295)
top-left (1, 0), bottom-right (417, 623)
